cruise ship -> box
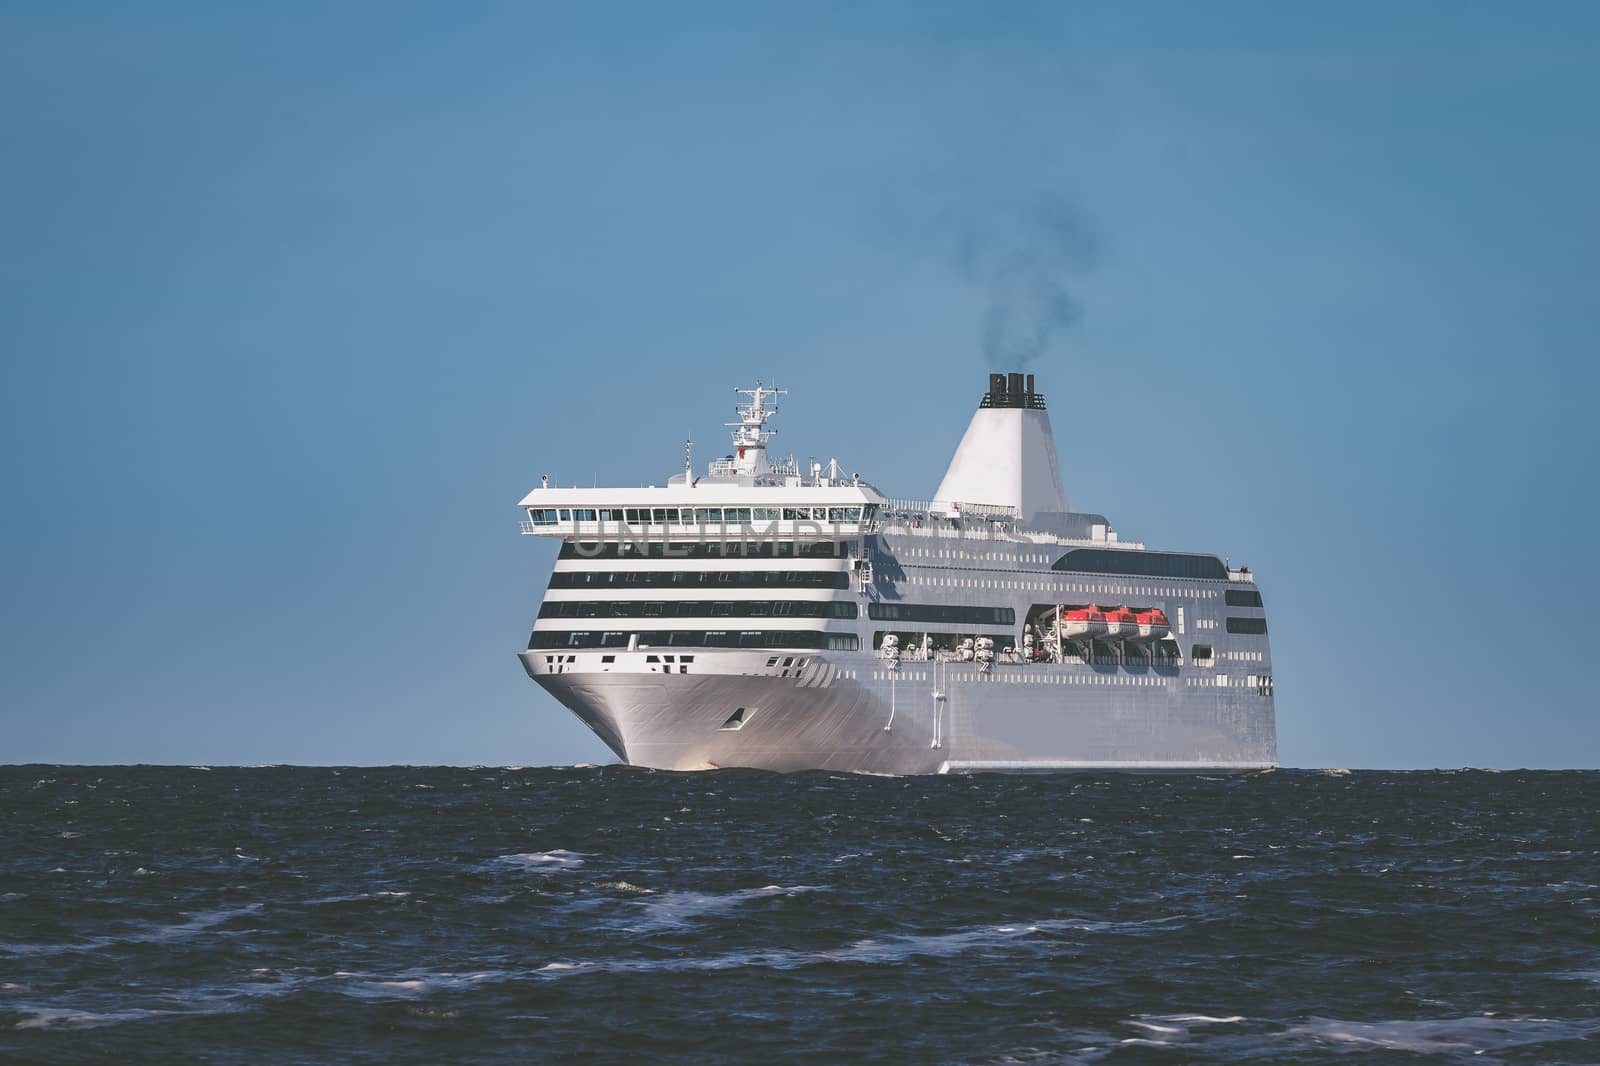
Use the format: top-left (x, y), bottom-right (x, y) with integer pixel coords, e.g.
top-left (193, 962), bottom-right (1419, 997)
top-left (517, 373), bottom-right (1277, 774)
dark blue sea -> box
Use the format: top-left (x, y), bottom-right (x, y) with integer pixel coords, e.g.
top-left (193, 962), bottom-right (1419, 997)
top-left (3, 767), bottom-right (1598, 1063)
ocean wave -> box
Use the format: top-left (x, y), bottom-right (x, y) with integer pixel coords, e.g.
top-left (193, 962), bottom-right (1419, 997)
top-left (10, 1007), bottom-right (177, 1031)
top-left (1279, 1014), bottom-right (1600, 1054)
top-left (331, 970), bottom-right (509, 1000)
top-left (492, 850), bottom-right (586, 871)
top-left (0, 903), bottom-right (263, 958)
top-left (530, 913), bottom-right (1182, 975)
top-left (5, 767), bottom-right (1600, 1060)
top-left (625, 884), bottom-right (824, 929)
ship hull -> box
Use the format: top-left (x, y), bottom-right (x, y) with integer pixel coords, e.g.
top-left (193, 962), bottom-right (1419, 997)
top-left (522, 650), bottom-right (1276, 774)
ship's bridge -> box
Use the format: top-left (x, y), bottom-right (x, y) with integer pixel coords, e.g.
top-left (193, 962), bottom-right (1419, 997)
top-left (518, 484), bottom-right (885, 539)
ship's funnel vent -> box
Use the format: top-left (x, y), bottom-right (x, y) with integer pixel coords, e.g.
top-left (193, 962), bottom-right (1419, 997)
top-left (934, 370), bottom-right (1069, 523)
top-left (982, 370), bottom-right (1045, 409)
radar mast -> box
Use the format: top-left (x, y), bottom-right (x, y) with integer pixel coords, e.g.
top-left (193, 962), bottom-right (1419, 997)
top-left (726, 383), bottom-right (785, 477)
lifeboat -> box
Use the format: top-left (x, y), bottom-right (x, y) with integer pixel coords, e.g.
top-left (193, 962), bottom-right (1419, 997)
top-left (1053, 604), bottom-right (1109, 640)
top-left (1102, 606), bottom-right (1139, 640)
top-left (1133, 608), bottom-right (1171, 641)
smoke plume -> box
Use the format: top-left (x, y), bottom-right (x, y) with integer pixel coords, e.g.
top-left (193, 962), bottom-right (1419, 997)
top-left (943, 195), bottom-right (1102, 369)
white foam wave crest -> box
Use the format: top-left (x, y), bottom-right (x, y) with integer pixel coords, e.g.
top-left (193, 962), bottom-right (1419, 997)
top-left (331, 969), bottom-right (509, 1000)
top-left (626, 885), bottom-right (823, 930)
top-left (1098, 1012), bottom-right (1600, 1056)
top-left (492, 850), bottom-right (586, 871)
top-left (1280, 1015), bottom-right (1600, 1054)
top-left (301, 890), bottom-right (413, 906)
top-left (535, 913), bottom-right (1178, 975)
top-left (0, 904), bottom-right (263, 958)
top-left (12, 1007), bottom-right (178, 1031)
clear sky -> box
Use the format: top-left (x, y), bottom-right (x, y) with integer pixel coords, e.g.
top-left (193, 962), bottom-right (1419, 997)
top-left (4, 3), bottom-right (1597, 767)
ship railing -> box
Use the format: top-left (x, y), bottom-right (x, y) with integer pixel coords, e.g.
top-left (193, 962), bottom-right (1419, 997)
top-left (881, 498), bottom-right (1018, 520)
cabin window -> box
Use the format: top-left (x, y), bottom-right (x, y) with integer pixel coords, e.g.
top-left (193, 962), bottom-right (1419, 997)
top-left (1226, 617), bottom-right (1269, 635)
top-left (1225, 589), bottom-right (1264, 608)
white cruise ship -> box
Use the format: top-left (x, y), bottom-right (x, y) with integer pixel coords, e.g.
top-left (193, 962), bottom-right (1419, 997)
top-left (517, 373), bottom-right (1277, 774)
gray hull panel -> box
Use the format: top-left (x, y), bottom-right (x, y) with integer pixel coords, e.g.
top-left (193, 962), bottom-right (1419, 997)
top-left (529, 652), bottom-right (1276, 774)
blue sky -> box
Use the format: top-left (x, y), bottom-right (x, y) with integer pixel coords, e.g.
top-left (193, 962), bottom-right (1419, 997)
top-left (3, 3), bottom-right (1597, 767)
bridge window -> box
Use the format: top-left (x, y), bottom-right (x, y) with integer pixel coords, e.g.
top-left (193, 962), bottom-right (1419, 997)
top-left (1225, 589), bottom-right (1264, 608)
top-left (1226, 617), bottom-right (1269, 635)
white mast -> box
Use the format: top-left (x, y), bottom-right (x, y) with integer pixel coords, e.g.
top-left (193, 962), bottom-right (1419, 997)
top-left (726, 383), bottom-right (786, 477)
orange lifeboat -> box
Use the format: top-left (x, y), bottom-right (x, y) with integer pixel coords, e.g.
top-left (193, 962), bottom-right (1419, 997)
top-left (1133, 608), bottom-right (1171, 641)
top-left (1054, 604), bottom-right (1109, 640)
top-left (1103, 606), bottom-right (1139, 640)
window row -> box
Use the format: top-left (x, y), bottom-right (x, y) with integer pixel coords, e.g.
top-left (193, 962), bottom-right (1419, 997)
top-left (1226, 617), bottom-right (1269, 635)
top-left (548, 571), bottom-right (850, 590)
top-left (1224, 589), bottom-right (1264, 608)
top-left (896, 545), bottom-right (1053, 565)
top-left (529, 629), bottom-right (859, 651)
top-left (539, 599), bottom-right (858, 619)
top-left (558, 541), bottom-right (844, 560)
top-left (904, 574), bottom-right (1225, 601)
top-left (866, 603), bottom-right (1015, 625)
top-left (528, 505), bottom-right (870, 526)
top-left (1053, 548), bottom-right (1229, 581)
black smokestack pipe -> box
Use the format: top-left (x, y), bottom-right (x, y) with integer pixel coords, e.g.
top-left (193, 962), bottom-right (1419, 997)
top-left (1025, 373), bottom-right (1035, 405)
top-left (989, 372), bottom-right (1006, 406)
top-left (1008, 372), bottom-right (1024, 406)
